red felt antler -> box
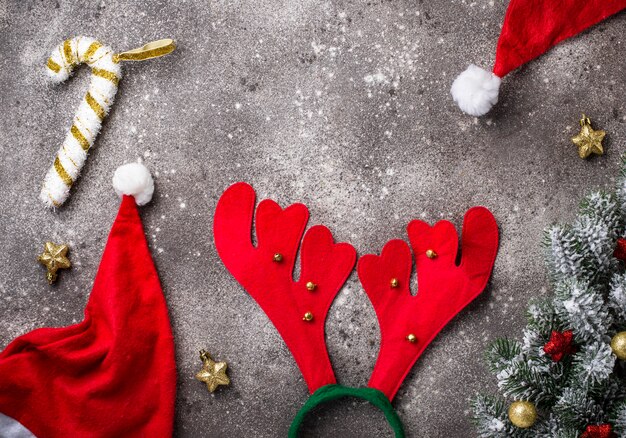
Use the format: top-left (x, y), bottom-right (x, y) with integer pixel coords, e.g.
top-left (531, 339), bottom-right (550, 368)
top-left (358, 207), bottom-right (498, 400)
top-left (214, 183), bottom-right (357, 393)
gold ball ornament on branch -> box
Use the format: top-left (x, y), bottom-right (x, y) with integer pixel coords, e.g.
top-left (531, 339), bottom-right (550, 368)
top-left (610, 332), bottom-right (626, 360)
top-left (508, 400), bottom-right (537, 429)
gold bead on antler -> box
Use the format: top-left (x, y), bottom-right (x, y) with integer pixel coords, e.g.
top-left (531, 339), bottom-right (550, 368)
top-left (273, 253), bottom-right (283, 262)
top-left (390, 278), bottom-right (399, 288)
top-left (306, 281), bottom-right (316, 291)
top-left (406, 334), bottom-right (417, 343)
top-left (425, 249), bottom-right (437, 259)
top-left (303, 312), bottom-right (314, 322)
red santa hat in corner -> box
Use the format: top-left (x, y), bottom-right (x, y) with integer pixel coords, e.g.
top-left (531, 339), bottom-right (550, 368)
top-left (0, 163), bottom-right (176, 438)
top-left (451, 0), bottom-right (626, 116)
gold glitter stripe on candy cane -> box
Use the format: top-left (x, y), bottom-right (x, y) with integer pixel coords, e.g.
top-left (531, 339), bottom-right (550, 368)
top-left (45, 189), bottom-right (61, 207)
top-left (75, 116), bottom-right (93, 137)
top-left (47, 58), bottom-right (61, 73)
top-left (62, 145), bottom-right (79, 169)
top-left (92, 88), bottom-right (111, 107)
top-left (63, 39), bottom-right (75, 65)
top-left (85, 92), bottom-right (105, 120)
top-left (58, 46), bottom-right (68, 69)
top-left (71, 124), bottom-right (91, 151)
top-left (90, 48), bottom-right (113, 66)
top-left (83, 41), bottom-right (102, 63)
top-left (92, 68), bottom-right (120, 86)
top-left (54, 156), bottom-right (73, 186)
top-left (74, 37), bottom-right (81, 64)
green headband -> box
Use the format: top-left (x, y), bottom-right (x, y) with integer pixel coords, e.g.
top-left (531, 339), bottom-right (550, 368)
top-left (289, 384), bottom-right (405, 438)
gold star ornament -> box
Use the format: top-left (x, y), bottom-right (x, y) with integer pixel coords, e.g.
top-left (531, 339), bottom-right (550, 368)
top-left (571, 114), bottom-right (605, 159)
top-left (195, 350), bottom-right (230, 393)
top-left (37, 242), bottom-right (71, 284)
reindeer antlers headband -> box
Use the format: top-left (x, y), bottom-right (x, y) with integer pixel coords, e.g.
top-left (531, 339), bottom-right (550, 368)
top-left (214, 182), bottom-right (499, 437)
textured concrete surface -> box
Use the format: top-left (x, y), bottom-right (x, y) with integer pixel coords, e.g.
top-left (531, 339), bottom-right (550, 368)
top-left (1, 1), bottom-right (626, 436)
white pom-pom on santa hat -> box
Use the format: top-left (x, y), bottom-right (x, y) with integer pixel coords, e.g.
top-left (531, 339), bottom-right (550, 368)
top-left (112, 162), bottom-right (154, 206)
top-left (450, 65), bottom-right (501, 117)
top-left (450, 1), bottom-right (626, 116)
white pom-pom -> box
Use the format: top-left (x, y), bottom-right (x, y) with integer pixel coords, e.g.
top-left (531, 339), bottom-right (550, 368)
top-left (112, 163), bottom-right (154, 206)
top-left (450, 64), bottom-right (501, 116)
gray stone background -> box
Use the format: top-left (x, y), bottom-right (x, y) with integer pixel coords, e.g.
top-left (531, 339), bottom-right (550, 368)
top-left (1, 0), bottom-right (625, 436)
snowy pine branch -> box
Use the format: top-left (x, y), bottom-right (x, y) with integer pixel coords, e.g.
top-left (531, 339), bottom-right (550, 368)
top-left (497, 361), bottom-right (559, 405)
top-left (473, 157), bottom-right (626, 437)
top-left (545, 192), bottom-right (621, 286)
top-left (472, 395), bottom-right (510, 438)
top-left (486, 338), bottom-right (522, 374)
top-left (609, 274), bottom-right (626, 328)
top-left (526, 300), bottom-right (557, 333)
top-left (552, 279), bottom-right (611, 344)
top-left (553, 387), bottom-right (604, 430)
top-left (612, 400), bottom-right (626, 436)
top-left (570, 342), bottom-right (615, 389)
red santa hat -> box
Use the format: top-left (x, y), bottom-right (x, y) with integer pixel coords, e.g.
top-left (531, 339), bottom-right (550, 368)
top-left (451, 0), bottom-right (626, 116)
top-left (0, 163), bottom-right (176, 438)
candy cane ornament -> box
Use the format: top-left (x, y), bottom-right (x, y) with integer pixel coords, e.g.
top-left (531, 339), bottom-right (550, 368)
top-left (40, 36), bottom-right (175, 208)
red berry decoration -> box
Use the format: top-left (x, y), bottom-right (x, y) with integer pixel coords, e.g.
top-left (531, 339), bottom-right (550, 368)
top-left (581, 424), bottom-right (615, 438)
top-left (543, 330), bottom-right (575, 361)
top-left (614, 238), bottom-right (626, 261)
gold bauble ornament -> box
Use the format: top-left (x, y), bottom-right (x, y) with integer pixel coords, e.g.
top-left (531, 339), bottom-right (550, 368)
top-left (195, 349), bottom-right (230, 393)
top-left (303, 311), bottom-right (314, 322)
top-left (426, 249), bottom-right (437, 259)
top-left (390, 278), bottom-right (399, 288)
top-left (273, 253), bottom-right (283, 262)
top-left (611, 331), bottom-right (626, 360)
top-left (508, 400), bottom-right (537, 429)
top-left (306, 281), bottom-right (316, 291)
top-left (571, 114), bottom-right (605, 159)
top-left (37, 241), bottom-right (71, 284)
top-left (406, 333), bottom-right (417, 343)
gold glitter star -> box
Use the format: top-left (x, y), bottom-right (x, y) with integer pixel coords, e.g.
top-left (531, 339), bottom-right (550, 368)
top-left (195, 350), bottom-right (230, 393)
top-left (37, 242), bottom-right (71, 284)
top-left (572, 115), bottom-right (605, 159)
